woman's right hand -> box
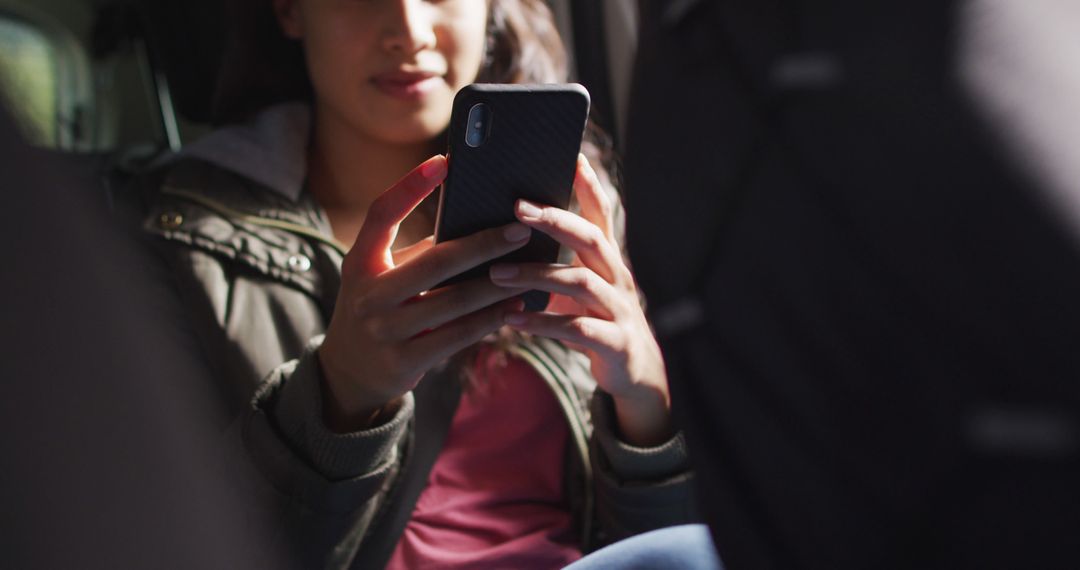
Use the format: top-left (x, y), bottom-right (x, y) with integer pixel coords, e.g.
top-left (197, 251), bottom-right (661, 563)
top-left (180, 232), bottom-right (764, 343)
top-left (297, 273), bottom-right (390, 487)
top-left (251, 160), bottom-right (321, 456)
top-left (317, 155), bottom-right (530, 432)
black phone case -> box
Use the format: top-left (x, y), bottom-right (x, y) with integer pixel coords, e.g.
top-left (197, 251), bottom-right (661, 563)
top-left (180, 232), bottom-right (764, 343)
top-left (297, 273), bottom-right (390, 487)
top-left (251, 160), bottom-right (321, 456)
top-left (434, 83), bottom-right (591, 311)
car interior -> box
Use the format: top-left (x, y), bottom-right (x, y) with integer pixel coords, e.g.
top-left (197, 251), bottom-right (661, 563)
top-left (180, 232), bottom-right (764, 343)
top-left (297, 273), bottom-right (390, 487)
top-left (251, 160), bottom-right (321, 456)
top-left (5, 2), bottom-right (1080, 568)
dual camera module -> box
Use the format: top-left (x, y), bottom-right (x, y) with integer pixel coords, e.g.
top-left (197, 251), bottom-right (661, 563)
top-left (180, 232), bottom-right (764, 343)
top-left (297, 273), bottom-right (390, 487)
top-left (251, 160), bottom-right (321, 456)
top-left (465, 103), bottom-right (493, 148)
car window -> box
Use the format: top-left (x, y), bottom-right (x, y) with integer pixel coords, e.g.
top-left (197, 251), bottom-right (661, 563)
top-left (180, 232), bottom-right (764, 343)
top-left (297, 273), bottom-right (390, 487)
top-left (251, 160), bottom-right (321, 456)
top-left (0, 15), bottom-right (58, 146)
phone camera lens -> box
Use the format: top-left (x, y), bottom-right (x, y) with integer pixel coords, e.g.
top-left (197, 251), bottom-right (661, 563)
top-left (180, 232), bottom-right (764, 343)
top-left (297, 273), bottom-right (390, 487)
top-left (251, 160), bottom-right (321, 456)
top-left (465, 103), bottom-right (491, 148)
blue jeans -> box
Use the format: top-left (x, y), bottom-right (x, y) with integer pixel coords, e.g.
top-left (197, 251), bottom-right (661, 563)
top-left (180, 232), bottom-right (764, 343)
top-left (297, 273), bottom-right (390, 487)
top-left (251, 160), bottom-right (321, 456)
top-left (563, 524), bottom-right (723, 570)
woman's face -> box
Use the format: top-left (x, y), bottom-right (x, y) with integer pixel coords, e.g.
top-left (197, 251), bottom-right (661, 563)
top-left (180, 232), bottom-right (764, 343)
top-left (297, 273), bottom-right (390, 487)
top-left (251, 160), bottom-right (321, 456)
top-left (275, 0), bottom-right (488, 145)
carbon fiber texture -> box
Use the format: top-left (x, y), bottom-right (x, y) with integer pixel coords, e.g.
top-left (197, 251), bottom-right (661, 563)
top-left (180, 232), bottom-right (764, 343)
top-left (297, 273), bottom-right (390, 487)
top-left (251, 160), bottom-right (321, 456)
top-left (435, 84), bottom-right (590, 311)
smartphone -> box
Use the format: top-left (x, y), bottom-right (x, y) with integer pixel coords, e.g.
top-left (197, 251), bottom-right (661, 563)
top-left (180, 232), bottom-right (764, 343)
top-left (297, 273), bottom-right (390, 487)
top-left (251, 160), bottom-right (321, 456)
top-left (434, 83), bottom-right (591, 311)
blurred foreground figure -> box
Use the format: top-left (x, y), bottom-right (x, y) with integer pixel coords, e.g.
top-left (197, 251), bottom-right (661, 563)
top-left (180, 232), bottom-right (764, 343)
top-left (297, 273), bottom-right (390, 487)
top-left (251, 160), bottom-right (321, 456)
top-left (0, 108), bottom-right (281, 569)
top-left (625, 0), bottom-right (1080, 568)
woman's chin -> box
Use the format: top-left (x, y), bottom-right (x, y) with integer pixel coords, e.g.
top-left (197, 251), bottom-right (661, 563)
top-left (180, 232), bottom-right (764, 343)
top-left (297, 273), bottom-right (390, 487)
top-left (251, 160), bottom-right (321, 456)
top-left (367, 115), bottom-right (450, 147)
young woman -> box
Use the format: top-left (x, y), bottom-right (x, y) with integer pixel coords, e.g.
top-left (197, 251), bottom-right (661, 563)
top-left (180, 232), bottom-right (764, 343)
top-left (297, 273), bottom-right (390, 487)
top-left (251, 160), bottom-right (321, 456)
top-left (130, 0), bottom-right (699, 567)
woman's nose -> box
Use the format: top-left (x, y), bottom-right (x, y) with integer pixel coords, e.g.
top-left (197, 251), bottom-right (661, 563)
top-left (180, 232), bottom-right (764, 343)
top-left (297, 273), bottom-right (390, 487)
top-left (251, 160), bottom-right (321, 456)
top-left (382, 0), bottom-right (437, 55)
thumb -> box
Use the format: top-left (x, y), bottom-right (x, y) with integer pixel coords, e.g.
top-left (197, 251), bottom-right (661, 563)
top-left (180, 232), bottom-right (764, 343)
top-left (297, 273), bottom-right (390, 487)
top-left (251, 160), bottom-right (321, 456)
top-left (392, 235), bottom-right (435, 266)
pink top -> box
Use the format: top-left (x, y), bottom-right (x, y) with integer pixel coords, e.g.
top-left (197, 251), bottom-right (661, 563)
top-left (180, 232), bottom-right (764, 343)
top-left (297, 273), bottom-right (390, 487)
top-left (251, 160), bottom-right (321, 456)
top-left (385, 345), bottom-right (582, 569)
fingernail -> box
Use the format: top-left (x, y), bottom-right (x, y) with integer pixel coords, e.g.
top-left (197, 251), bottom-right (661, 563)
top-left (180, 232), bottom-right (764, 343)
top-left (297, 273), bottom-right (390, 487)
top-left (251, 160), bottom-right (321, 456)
top-left (505, 312), bottom-right (527, 325)
top-left (420, 157), bottom-right (446, 179)
top-left (516, 200), bottom-right (542, 220)
top-left (489, 264), bottom-right (519, 280)
top-left (503, 223), bottom-right (531, 242)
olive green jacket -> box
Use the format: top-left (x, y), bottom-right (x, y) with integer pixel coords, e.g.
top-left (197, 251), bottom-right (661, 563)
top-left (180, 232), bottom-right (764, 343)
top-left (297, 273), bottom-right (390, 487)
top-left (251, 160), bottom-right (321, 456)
top-left (125, 107), bottom-right (695, 569)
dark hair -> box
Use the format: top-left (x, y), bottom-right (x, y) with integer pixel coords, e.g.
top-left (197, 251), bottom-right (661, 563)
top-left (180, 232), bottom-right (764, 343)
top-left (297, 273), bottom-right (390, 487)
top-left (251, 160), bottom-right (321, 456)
top-left (478, 0), bottom-right (567, 84)
top-left (212, 0), bottom-right (308, 125)
top-left (478, 0), bottom-right (621, 194)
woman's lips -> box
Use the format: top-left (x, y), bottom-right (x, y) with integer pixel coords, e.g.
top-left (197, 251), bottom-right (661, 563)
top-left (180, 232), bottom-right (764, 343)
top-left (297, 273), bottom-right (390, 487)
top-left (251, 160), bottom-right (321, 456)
top-left (371, 71), bottom-right (442, 100)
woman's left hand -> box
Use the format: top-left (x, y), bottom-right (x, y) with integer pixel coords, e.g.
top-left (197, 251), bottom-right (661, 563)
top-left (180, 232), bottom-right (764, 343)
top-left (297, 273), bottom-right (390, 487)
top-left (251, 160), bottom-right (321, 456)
top-left (490, 154), bottom-right (672, 447)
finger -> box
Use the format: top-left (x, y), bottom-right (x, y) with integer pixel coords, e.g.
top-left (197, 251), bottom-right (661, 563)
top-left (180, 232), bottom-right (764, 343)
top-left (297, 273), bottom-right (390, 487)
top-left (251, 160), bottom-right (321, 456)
top-left (573, 154), bottom-right (616, 242)
top-left (503, 312), bottom-right (625, 358)
top-left (514, 199), bottom-right (628, 285)
top-left (347, 155), bottom-right (447, 276)
top-left (489, 263), bottom-right (616, 319)
top-left (392, 236), bottom-right (434, 266)
top-left (559, 339), bottom-right (593, 356)
top-left (403, 298), bottom-right (524, 366)
top-left (389, 278), bottom-right (528, 339)
top-left (371, 222), bottom-right (531, 305)
top-left (546, 291), bottom-right (589, 318)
